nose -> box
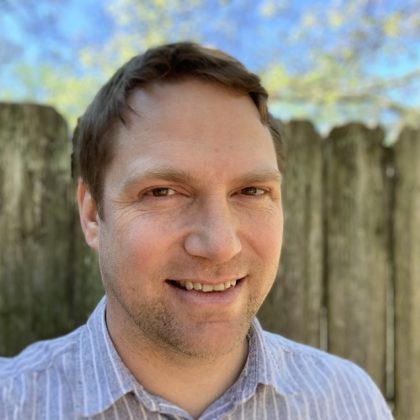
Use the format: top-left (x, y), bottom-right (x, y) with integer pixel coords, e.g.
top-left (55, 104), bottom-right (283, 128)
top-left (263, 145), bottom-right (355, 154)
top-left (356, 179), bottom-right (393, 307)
top-left (183, 198), bottom-right (242, 263)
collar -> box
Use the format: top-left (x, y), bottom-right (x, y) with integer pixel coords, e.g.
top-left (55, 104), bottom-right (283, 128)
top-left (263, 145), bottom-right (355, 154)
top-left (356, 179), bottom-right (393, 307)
top-left (74, 297), bottom-right (138, 416)
top-left (73, 298), bottom-right (293, 416)
top-left (234, 318), bottom-right (294, 403)
top-left (193, 319), bottom-right (294, 419)
top-left (252, 319), bottom-right (303, 397)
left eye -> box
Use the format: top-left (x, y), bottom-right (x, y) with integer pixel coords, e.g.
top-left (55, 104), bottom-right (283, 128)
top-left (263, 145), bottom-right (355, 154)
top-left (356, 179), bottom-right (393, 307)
top-left (144, 187), bottom-right (176, 197)
top-left (240, 187), bottom-right (266, 196)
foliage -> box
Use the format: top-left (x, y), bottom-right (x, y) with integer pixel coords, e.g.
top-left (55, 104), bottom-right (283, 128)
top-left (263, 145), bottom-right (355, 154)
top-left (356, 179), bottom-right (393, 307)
top-left (1, 0), bottom-right (419, 140)
top-left (262, 0), bottom-right (420, 139)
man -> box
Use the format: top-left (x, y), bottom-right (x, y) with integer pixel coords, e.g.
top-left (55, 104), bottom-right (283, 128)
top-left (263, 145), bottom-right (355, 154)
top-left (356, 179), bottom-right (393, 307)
top-left (0, 42), bottom-right (392, 419)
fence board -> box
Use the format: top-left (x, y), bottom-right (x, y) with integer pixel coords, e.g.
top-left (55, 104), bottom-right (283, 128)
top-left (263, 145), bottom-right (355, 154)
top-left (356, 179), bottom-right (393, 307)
top-left (325, 123), bottom-right (390, 392)
top-left (0, 104), bottom-right (103, 355)
top-left (259, 120), bottom-right (323, 348)
top-left (394, 128), bottom-right (420, 420)
top-left (0, 104), bottom-right (72, 355)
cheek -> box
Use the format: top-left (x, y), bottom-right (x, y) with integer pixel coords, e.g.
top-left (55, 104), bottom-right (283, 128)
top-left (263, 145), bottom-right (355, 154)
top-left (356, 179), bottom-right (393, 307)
top-left (253, 213), bottom-right (283, 292)
top-left (98, 224), bottom-right (164, 300)
top-left (244, 208), bottom-right (283, 261)
top-left (110, 215), bottom-right (179, 272)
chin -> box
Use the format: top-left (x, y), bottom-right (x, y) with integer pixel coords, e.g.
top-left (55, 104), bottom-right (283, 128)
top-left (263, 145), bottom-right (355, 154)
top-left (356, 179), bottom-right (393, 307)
top-left (181, 310), bottom-right (256, 356)
top-left (175, 323), bottom-right (251, 361)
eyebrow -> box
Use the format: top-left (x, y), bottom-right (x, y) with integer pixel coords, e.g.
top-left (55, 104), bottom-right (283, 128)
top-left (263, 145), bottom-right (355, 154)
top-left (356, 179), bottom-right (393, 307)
top-left (121, 166), bottom-right (282, 192)
top-left (121, 167), bottom-right (196, 192)
top-left (236, 169), bottom-right (282, 185)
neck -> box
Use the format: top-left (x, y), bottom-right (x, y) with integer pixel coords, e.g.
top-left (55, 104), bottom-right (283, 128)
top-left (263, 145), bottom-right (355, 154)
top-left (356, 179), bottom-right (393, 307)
top-left (132, 339), bottom-right (249, 418)
top-left (107, 310), bottom-right (249, 418)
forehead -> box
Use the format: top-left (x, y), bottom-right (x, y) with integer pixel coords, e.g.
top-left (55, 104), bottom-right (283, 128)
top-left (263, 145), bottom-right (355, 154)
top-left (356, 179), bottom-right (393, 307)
top-left (125, 78), bottom-right (262, 129)
top-left (105, 79), bottom-right (278, 187)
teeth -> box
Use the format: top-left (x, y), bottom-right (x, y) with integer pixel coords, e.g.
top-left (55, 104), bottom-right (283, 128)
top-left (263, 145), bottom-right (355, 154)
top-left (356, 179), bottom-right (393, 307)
top-left (185, 281), bottom-right (193, 290)
top-left (174, 279), bottom-right (240, 292)
top-left (193, 282), bottom-right (202, 291)
top-left (202, 284), bottom-right (213, 292)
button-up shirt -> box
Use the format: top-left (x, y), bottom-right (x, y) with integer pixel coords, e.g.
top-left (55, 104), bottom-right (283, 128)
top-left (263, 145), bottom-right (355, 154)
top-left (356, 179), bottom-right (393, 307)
top-left (0, 297), bottom-right (393, 419)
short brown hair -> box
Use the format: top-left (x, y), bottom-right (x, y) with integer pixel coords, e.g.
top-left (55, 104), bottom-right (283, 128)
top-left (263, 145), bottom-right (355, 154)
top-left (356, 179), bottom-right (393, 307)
top-left (72, 41), bottom-right (285, 215)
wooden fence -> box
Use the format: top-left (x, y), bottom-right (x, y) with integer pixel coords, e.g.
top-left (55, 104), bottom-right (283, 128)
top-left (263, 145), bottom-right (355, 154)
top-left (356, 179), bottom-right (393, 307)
top-left (0, 103), bottom-right (419, 419)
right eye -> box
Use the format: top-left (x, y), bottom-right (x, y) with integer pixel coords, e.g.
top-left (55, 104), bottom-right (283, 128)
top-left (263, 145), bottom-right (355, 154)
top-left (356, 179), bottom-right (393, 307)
top-left (144, 187), bottom-right (177, 197)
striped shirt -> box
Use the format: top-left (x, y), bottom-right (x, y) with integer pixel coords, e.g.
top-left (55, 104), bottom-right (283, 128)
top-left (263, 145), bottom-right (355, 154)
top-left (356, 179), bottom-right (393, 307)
top-left (0, 297), bottom-right (393, 419)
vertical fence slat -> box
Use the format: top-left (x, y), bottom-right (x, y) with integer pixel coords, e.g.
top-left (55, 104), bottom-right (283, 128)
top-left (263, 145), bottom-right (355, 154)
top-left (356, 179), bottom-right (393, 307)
top-left (259, 120), bottom-right (323, 347)
top-left (0, 103), bottom-right (103, 356)
top-left (0, 104), bottom-right (72, 355)
top-left (325, 123), bottom-right (390, 392)
top-left (394, 128), bottom-right (420, 420)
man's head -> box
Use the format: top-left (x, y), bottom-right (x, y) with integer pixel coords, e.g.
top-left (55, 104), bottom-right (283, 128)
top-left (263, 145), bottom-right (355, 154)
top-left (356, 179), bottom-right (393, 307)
top-left (72, 41), bottom-right (285, 217)
top-left (75, 42), bottom-right (285, 362)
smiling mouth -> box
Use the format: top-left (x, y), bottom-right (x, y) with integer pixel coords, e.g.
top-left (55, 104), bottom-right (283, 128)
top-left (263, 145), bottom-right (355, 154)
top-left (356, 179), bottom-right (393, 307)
top-left (168, 278), bottom-right (243, 292)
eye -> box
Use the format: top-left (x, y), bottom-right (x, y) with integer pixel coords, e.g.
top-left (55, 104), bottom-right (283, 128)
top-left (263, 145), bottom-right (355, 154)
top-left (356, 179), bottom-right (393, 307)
top-left (144, 187), bottom-right (176, 197)
top-left (240, 186), bottom-right (267, 196)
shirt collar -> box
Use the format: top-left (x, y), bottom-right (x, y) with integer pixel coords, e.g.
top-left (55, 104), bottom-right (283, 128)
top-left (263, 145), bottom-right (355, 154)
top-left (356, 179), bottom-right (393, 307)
top-left (74, 298), bottom-right (291, 416)
top-left (249, 318), bottom-right (297, 397)
top-left (74, 297), bottom-right (137, 416)
top-left (196, 319), bottom-right (292, 418)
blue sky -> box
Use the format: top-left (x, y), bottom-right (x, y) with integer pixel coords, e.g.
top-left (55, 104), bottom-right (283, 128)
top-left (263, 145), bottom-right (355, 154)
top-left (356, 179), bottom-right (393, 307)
top-left (2, 0), bottom-right (417, 76)
top-left (1, 0), bottom-right (419, 135)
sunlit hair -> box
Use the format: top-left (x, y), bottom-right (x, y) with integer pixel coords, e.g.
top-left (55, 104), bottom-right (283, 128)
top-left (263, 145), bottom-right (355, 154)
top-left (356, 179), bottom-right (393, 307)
top-left (72, 41), bottom-right (285, 216)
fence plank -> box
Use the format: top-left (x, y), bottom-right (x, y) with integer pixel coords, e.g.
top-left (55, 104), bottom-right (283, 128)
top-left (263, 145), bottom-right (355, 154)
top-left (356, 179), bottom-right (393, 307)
top-left (394, 128), bottom-right (420, 420)
top-left (0, 103), bottom-right (73, 355)
top-left (0, 104), bottom-right (103, 356)
top-left (259, 120), bottom-right (323, 348)
top-left (325, 123), bottom-right (390, 392)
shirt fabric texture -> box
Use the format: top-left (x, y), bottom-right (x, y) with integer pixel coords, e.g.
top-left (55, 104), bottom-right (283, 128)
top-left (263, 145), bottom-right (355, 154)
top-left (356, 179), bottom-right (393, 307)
top-left (0, 297), bottom-right (393, 419)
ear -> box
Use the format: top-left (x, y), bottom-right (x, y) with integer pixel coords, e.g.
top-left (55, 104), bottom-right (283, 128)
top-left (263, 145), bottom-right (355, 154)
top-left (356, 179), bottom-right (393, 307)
top-left (77, 179), bottom-right (99, 251)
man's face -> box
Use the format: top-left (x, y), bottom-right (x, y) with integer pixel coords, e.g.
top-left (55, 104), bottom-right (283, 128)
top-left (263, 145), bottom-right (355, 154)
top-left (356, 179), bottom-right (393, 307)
top-left (82, 79), bottom-right (283, 360)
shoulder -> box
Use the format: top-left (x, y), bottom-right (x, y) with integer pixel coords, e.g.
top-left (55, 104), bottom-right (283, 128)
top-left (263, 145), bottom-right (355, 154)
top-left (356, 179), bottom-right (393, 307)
top-left (263, 329), bottom-right (364, 377)
top-left (0, 327), bottom-right (83, 414)
top-left (0, 327), bottom-right (82, 378)
top-left (260, 330), bottom-right (393, 419)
